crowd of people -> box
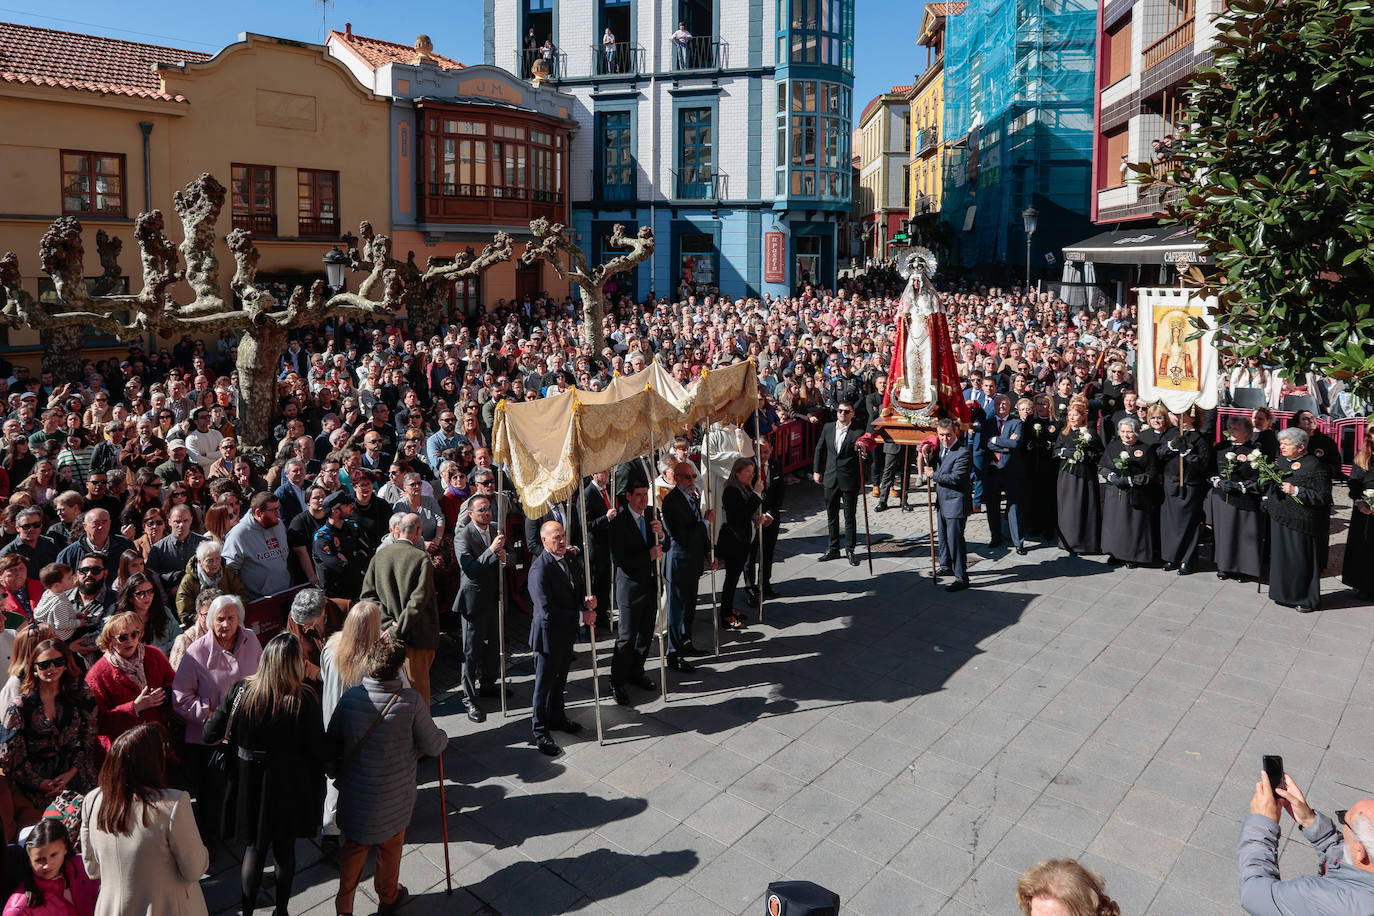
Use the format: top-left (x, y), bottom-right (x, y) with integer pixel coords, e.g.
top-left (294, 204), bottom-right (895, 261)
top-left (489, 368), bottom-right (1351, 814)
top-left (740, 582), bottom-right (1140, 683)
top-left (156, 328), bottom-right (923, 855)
top-left (0, 261), bottom-right (1364, 913)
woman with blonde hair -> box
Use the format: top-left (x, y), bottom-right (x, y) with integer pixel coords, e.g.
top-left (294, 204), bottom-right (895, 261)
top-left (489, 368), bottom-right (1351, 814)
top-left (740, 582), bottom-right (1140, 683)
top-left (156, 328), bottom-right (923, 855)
top-left (203, 633), bottom-right (325, 916)
top-left (1016, 857), bottom-right (1119, 916)
top-left (1051, 395), bottom-right (1103, 556)
top-left (318, 600), bottom-right (385, 844)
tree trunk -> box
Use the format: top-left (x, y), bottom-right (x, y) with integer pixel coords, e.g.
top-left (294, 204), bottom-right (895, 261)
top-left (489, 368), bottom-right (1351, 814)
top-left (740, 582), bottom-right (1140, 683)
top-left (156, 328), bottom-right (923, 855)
top-left (578, 286), bottom-right (606, 355)
top-left (407, 282), bottom-right (447, 341)
top-left (235, 322), bottom-right (286, 450)
top-left (41, 326), bottom-right (84, 380)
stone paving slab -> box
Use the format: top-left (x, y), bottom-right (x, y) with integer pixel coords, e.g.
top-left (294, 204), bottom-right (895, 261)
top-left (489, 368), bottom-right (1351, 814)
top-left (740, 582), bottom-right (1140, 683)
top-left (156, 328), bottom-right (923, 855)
top-left (203, 485), bottom-right (1369, 915)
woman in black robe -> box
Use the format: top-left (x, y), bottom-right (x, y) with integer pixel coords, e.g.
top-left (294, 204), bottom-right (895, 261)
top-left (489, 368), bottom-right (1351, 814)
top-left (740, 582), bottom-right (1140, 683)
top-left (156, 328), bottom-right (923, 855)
top-left (1157, 405), bottom-right (1212, 574)
top-left (1053, 396), bottom-right (1103, 556)
top-left (1251, 407), bottom-right (1280, 459)
top-left (1263, 428), bottom-right (1333, 611)
top-left (1098, 417), bottom-right (1158, 568)
top-left (1208, 415), bottom-right (1266, 581)
top-left (1024, 395), bottom-right (1061, 540)
top-left (1341, 420), bottom-right (1374, 600)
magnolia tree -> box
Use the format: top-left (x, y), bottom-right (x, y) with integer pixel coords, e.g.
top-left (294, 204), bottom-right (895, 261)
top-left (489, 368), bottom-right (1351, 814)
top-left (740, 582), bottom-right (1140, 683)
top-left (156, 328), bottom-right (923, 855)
top-left (1169, 0), bottom-right (1374, 399)
top-left (0, 172), bottom-right (513, 447)
top-left (521, 218), bottom-right (654, 355)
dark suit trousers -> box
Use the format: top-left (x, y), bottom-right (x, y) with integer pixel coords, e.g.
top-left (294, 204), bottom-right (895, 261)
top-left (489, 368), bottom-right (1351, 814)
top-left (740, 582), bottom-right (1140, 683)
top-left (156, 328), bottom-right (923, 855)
top-left (532, 644), bottom-right (573, 738)
top-left (611, 587), bottom-right (655, 687)
top-left (590, 560), bottom-right (611, 630)
top-left (745, 521), bottom-right (779, 590)
top-left (985, 469), bottom-right (1025, 547)
top-left (460, 605), bottom-right (498, 705)
top-left (718, 540), bottom-right (750, 621)
top-left (878, 447), bottom-right (908, 500)
top-left (970, 450), bottom-right (986, 508)
top-left (665, 552), bottom-right (699, 657)
top-left (825, 487), bottom-right (858, 551)
top-left (938, 514), bottom-right (968, 583)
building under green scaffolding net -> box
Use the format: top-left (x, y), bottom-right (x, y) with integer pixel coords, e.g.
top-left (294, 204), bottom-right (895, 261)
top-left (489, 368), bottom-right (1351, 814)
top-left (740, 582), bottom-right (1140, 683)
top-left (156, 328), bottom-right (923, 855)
top-left (941, 0), bottom-right (1097, 279)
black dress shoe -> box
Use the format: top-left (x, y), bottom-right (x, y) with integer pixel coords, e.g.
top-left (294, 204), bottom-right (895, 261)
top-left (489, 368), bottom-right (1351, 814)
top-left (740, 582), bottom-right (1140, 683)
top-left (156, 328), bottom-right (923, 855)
top-left (945, 580), bottom-right (969, 593)
top-left (613, 685), bottom-right (630, 705)
top-left (847, 551), bottom-right (860, 566)
top-left (935, 566), bottom-right (952, 577)
top-left (1162, 561), bottom-right (1177, 572)
top-left (1178, 563), bottom-right (1193, 576)
top-left (874, 501), bottom-right (889, 512)
top-left (1217, 571), bottom-right (1229, 580)
top-left (553, 720), bottom-right (583, 735)
top-left (668, 656), bottom-right (696, 673)
top-left (466, 706), bottom-right (486, 723)
top-left (1015, 546), bottom-right (1028, 556)
top-left (763, 586), bottom-right (782, 599)
top-left (1125, 562), bottom-right (1138, 570)
top-left (534, 735), bottom-right (561, 756)
top-left (632, 675), bottom-right (656, 691)
top-left (378, 886), bottom-right (409, 916)
top-left (820, 549), bottom-right (842, 561)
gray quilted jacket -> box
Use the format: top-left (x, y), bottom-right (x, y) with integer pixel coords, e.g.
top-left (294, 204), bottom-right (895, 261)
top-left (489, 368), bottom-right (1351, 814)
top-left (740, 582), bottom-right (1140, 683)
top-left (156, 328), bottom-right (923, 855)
top-left (327, 677), bottom-right (448, 845)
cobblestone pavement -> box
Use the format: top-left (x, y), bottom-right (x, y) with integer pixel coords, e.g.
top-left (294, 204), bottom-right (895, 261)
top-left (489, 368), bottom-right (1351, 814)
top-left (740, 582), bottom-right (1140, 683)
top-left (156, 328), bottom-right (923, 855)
top-left (205, 485), bottom-right (1367, 915)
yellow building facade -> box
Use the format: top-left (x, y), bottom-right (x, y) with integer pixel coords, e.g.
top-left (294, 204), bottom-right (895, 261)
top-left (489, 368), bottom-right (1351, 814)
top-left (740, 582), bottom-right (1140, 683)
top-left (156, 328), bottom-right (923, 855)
top-left (0, 23), bottom-right (390, 366)
top-left (908, 3), bottom-right (960, 222)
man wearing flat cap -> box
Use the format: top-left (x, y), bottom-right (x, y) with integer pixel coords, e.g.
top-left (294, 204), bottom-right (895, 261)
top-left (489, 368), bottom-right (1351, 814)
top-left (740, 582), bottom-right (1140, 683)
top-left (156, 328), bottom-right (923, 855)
top-left (313, 489), bottom-right (368, 599)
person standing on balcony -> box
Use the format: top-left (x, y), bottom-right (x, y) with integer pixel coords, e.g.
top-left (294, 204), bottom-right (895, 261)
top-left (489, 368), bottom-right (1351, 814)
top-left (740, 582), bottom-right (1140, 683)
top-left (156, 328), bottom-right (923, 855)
top-left (602, 27), bottom-right (616, 73)
top-left (541, 39), bottom-right (556, 77)
top-left (672, 22), bottom-right (693, 68)
top-left (523, 28), bottom-right (538, 77)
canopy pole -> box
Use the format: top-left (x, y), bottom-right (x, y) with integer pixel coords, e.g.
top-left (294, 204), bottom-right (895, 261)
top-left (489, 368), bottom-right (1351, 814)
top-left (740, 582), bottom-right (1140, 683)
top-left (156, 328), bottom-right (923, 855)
top-left (704, 420), bottom-right (720, 659)
top-left (496, 465), bottom-right (509, 719)
top-left (648, 449), bottom-right (668, 703)
top-left (576, 465), bottom-right (605, 746)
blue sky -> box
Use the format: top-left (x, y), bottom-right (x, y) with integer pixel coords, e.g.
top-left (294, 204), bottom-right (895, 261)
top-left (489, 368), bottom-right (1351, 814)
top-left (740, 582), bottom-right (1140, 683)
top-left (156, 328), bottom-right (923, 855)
top-left (0, 0), bottom-right (924, 111)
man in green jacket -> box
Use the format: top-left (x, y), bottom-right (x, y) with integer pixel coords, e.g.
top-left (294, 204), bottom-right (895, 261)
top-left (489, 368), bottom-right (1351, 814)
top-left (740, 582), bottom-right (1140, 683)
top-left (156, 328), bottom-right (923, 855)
top-left (361, 511), bottom-right (439, 706)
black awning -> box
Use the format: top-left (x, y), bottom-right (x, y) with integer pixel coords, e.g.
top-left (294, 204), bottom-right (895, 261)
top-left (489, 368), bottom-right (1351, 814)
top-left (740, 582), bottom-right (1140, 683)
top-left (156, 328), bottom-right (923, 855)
top-left (1063, 225), bottom-right (1211, 266)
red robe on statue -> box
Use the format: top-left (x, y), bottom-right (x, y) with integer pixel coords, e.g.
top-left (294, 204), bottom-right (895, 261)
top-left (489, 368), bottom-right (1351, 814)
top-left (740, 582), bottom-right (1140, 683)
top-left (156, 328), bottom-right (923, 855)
top-left (883, 311), bottom-right (970, 425)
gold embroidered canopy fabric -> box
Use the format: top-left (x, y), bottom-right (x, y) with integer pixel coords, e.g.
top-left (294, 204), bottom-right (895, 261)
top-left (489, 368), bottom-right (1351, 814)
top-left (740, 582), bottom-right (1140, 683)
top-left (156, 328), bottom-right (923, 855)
top-left (492, 361), bottom-right (759, 516)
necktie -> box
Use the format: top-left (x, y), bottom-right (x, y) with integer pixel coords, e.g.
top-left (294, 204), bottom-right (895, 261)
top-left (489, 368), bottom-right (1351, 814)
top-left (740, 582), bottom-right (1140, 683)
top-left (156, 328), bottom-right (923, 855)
top-left (637, 514), bottom-right (647, 542)
top-left (602, 487), bottom-right (611, 510)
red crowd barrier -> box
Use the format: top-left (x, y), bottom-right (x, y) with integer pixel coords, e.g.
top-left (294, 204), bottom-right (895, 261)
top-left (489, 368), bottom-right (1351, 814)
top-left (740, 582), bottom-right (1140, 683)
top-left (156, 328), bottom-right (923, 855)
top-left (768, 419), bottom-right (821, 474)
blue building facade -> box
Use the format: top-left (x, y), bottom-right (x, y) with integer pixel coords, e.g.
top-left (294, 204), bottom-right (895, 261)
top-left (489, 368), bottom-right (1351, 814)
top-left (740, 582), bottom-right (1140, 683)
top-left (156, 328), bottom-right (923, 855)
top-left (486, 0), bottom-right (853, 300)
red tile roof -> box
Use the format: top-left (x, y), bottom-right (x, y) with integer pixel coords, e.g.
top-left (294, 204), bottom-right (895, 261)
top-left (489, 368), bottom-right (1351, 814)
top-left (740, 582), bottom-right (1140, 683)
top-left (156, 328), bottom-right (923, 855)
top-left (0, 21), bottom-right (209, 103)
top-left (328, 25), bottom-right (464, 71)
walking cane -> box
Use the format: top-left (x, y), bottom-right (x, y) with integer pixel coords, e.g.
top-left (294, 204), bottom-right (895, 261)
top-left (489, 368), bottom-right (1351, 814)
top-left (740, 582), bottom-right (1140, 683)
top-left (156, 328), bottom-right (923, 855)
top-left (436, 753), bottom-right (453, 895)
top-left (496, 467), bottom-right (509, 719)
top-left (576, 470), bottom-right (605, 745)
top-left (858, 448), bottom-right (875, 575)
top-left (703, 421), bottom-right (720, 658)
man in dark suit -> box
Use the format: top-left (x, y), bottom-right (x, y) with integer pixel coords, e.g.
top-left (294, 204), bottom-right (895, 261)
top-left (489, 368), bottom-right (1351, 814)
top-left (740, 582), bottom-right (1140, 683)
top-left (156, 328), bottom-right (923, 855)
top-left (746, 436), bottom-right (786, 600)
top-left (812, 401), bottom-right (863, 565)
top-left (923, 418), bottom-right (974, 592)
top-left (607, 482), bottom-right (663, 704)
top-left (570, 470), bottom-right (614, 632)
top-left (274, 458), bottom-right (310, 527)
top-left (455, 494), bottom-right (507, 723)
top-left (661, 460), bottom-right (712, 671)
top-left (527, 520), bottom-right (596, 756)
top-left (984, 394), bottom-right (1028, 554)
top-left (524, 501), bottom-right (570, 562)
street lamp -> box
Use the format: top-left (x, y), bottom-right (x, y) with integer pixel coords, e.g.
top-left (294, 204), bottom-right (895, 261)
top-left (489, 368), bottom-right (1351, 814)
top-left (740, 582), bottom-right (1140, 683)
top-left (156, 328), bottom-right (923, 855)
top-left (1021, 205), bottom-right (1039, 293)
top-left (322, 245), bottom-right (349, 294)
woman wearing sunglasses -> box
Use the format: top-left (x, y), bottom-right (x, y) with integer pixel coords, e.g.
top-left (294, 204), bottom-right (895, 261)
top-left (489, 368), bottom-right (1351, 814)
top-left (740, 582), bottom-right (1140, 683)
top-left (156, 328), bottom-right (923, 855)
top-left (84, 610), bottom-right (177, 756)
top-left (0, 638), bottom-right (96, 830)
top-left (114, 572), bottom-right (181, 659)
